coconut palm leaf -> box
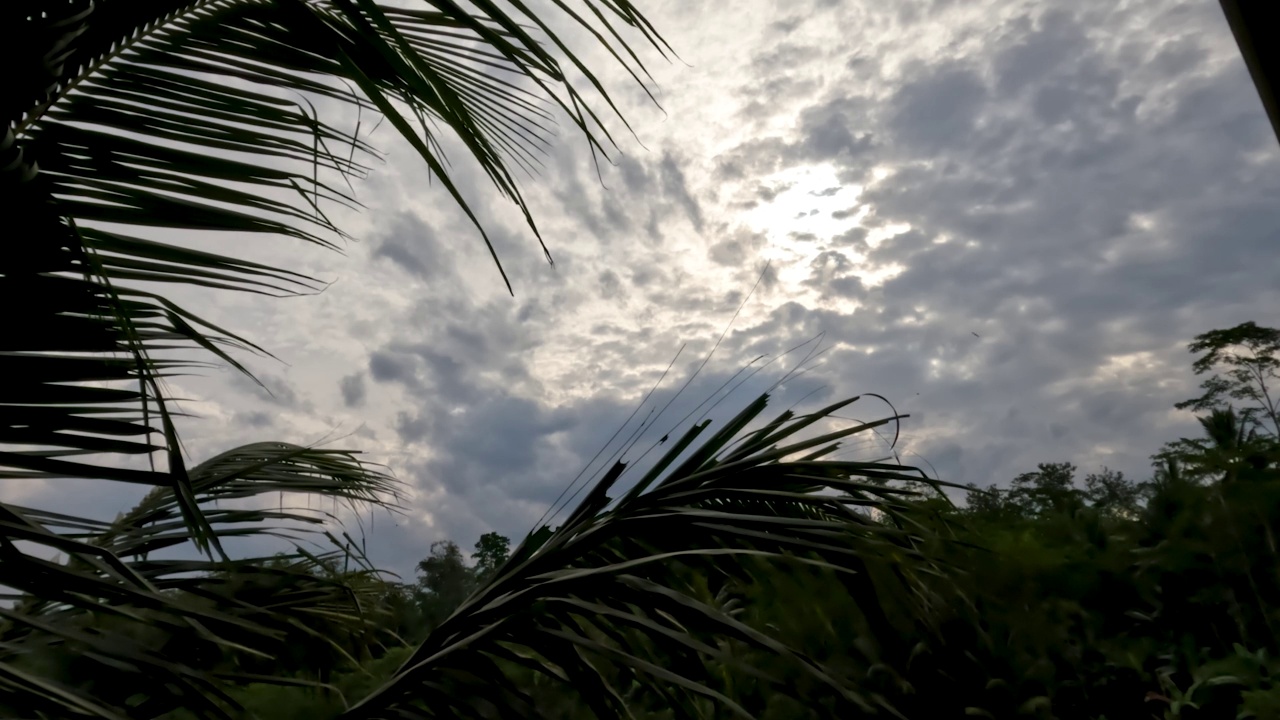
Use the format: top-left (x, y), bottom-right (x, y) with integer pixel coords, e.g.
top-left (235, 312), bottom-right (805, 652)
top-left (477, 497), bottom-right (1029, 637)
top-left (0, 442), bottom-right (403, 719)
top-left (5, 1), bottom-right (666, 714)
top-left (2, 0), bottom-right (669, 554)
top-left (343, 392), bottom-right (967, 719)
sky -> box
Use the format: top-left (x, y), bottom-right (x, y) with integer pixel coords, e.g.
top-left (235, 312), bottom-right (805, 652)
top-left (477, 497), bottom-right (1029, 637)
top-left (15, 0), bottom-right (1280, 583)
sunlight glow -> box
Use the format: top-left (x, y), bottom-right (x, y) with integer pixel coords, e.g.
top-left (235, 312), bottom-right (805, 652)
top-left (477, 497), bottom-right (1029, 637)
top-left (741, 163), bottom-right (906, 299)
top-left (743, 164), bottom-right (862, 249)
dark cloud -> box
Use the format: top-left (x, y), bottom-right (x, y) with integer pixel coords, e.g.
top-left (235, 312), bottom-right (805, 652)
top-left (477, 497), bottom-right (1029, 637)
top-left (368, 351), bottom-right (417, 385)
top-left (658, 151), bottom-right (705, 232)
top-left (889, 66), bottom-right (987, 153)
top-left (757, 182), bottom-right (793, 202)
top-left (372, 211), bottom-right (438, 280)
top-left (237, 410), bottom-right (272, 429)
top-left (708, 227), bottom-right (767, 267)
top-left (340, 372), bottom-right (366, 408)
top-left (992, 11), bottom-right (1089, 97)
top-left (598, 269), bottom-right (625, 300)
top-left (769, 17), bottom-right (803, 35)
top-left (227, 371), bottom-right (310, 412)
top-left (716, 94), bottom-right (878, 183)
top-left (803, 110), bottom-right (876, 160)
top-left (393, 353), bottom-right (869, 548)
top-left (802, 250), bottom-right (866, 300)
top-left (616, 154), bottom-right (651, 195)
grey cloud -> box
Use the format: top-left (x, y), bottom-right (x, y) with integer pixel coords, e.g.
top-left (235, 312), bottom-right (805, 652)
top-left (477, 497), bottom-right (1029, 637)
top-left (1150, 36), bottom-right (1207, 77)
top-left (704, 0), bottom-right (1278, 496)
top-left (757, 182), bottom-right (793, 202)
top-left (715, 137), bottom-right (792, 180)
top-left (992, 11), bottom-right (1089, 97)
top-left (374, 237), bottom-right (431, 278)
top-left (394, 410), bottom-right (433, 445)
top-left (802, 251), bottom-right (866, 300)
top-left (707, 227), bottom-right (767, 267)
top-left (749, 42), bottom-right (821, 76)
top-left (658, 152), bottom-right (705, 232)
top-left (889, 66), bottom-right (987, 153)
top-left (803, 111), bottom-right (876, 159)
top-left (598, 269), bottom-right (625, 300)
top-left (237, 410), bottom-right (272, 429)
top-left (831, 227), bottom-right (869, 253)
top-left (403, 361), bottom-right (857, 547)
top-left (616, 154), bottom-right (650, 194)
top-left (544, 143), bottom-right (706, 248)
top-left (769, 17), bottom-right (803, 34)
top-left (372, 211), bottom-right (439, 280)
top-left (715, 95), bottom-right (878, 186)
top-left (340, 372), bottom-right (366, 408)
top-left (369, 351), bottom-right (417, 385)
top-left (228, 371), bottom-right (309, 411)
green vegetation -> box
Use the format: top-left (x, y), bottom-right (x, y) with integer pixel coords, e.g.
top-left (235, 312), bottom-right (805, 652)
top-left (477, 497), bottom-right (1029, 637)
top-left (5, 0), bottom-right (1278, 717)
top-left (148, 322), bottom-right (1280, 719)
top-left (144, 321), bottom-right (1280, 718)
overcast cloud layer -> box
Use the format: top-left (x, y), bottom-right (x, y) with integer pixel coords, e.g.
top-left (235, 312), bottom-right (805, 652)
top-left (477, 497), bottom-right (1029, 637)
top-left (20, 0), bottom-right (1279, 581)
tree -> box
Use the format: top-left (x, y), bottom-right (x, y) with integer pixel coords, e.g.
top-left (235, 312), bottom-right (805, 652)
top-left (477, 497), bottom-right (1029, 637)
top-left (1149, 323), bottom-right (1280, 486)
top-left (1083, 467), bottom-right (1143, 518)
top-left (472, 532), bottom-right (512, 583)
top-left (1176, 322), bottom-right (1280, 441)
top-left (414, 540), bottom-right (476, 632)
top-left (1156, 405), bottom-right (1278, 484)
top-left (963, 483), bottom-right (1024, 523)
top-left (1008, 462), bottom-right (1085, 517)
top-left (3, 1), bottom-right (671, 716)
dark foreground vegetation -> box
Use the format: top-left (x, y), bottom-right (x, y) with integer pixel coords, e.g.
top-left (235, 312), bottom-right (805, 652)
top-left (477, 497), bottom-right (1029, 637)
top-left (6, 321), bottom-right (1277, 719)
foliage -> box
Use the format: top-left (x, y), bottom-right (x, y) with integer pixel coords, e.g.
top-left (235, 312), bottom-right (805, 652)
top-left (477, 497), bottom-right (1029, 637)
top-left (29, 317), bottom-right (1276, 719)
top-left (1175, 322), bottom-right (1280, 440)
top-left (3, 0), bottom-right (670, 716)
top-left (340, 392), bottom-right (964, 719)
top-left (472, 532), bottom-right (512, 584)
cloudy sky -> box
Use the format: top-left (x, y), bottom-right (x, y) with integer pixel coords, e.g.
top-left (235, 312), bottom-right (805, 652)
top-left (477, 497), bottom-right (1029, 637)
top-left (21, 0), bottom-right (1280, 582)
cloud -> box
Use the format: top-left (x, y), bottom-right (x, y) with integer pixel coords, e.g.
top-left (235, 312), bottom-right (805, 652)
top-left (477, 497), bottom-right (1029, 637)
top-left (888, 66), bottom-right (987, 153)
top-left (368, 351), bottom-right (417, 386)
top-left (659, 151), bottom-right (706, 232)
top-left (340, 373), bottom-right (366, 408)
top-left (699, 0), bottom-right (1280, 491)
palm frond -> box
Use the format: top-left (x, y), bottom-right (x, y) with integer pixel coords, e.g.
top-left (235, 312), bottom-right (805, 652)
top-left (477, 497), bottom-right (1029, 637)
top-left (3, 0), bottom-right (669, 552)
top-left (4, 2), bottom-right (668, 713)
top-left (344, 392), bottom-right (966, 719)
top-left (0, 442), bottom-right (403, 719)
